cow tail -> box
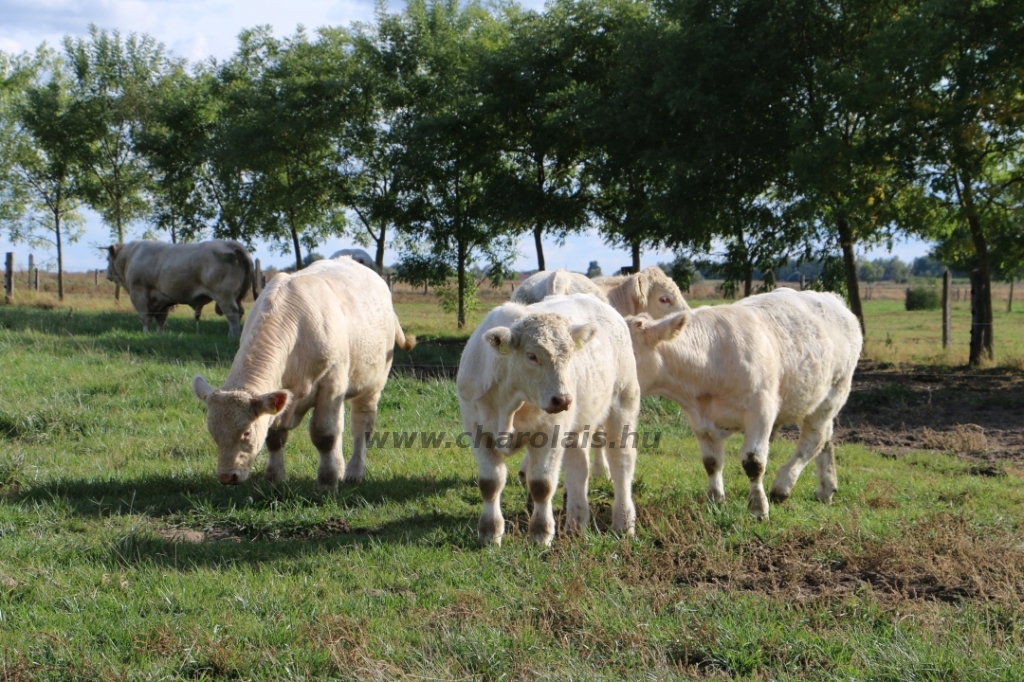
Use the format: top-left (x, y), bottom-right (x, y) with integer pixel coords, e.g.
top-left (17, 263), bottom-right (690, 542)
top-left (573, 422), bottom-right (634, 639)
top-left (394, 314), bottom-right (416, 351)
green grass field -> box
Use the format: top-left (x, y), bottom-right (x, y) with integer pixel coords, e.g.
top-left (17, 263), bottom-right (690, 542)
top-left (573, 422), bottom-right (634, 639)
top-left (0, 293), bottom-right (1022, 680)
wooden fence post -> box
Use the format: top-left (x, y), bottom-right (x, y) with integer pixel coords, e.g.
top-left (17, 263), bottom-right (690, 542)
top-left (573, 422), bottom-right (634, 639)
top-left (27, 254), bottom-right (33, 286)
top-left (799, 274), bottom-right (806, 291)
top-left (5, 252), bottom-right (13, 302)
top-left (942, 270), bottom-right (952, 349)
top-left (94, 269), bottom-right (99, 285)
top-left (34, 268), bottom-right (39, 291)
top-left (1008, 279), bottom-right (1015, 313)
top-left (254, 258), bottom-right (262, 297)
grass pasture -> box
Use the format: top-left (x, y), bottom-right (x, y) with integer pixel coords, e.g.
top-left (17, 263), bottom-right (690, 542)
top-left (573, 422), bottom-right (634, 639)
top-left (0, 283), bottom-right (1022, 680)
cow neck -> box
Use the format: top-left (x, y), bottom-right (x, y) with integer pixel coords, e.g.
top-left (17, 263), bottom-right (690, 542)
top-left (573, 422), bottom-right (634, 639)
top-left (657, 317), bottom-right (716, 393)
top-left (223, 294), bottom-right (297, 395)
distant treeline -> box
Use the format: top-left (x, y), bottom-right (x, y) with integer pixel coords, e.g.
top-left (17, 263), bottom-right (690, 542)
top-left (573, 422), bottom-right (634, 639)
top-left (1, 0), bottom-right (1022, 362)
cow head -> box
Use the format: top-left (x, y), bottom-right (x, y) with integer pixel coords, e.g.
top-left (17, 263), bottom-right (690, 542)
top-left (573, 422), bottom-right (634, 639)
top-left (105, 244), bottom-right (125, 285)
top-left (192, 375), bottom-right (292, 484)
top-left (626, 312), bottom-right (689, 393)
top-left (639, 266), bottom-right (690, 318)
top-left (484, 312), bottom-right (597, 414)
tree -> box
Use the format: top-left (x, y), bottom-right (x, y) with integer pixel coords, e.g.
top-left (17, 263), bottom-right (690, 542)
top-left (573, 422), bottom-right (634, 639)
top-left (586, 260), bottom-right (602, 278)
top-left (64, 27), bottom-right (170, 299)
top-left (215, 27), bottom-right (352, 271)
top-left (388, 0), bottom-right (516, 328)
top-left (5, 49), bottom-right (87, 300)
top-left (882, 0), bottom-right (1024, 364)
top-left (478, 1), bottom-right (598, 271)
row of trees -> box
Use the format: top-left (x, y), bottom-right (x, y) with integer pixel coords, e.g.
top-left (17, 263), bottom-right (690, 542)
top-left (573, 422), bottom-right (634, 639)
top-left (1, 0), bottom-right (1022, 362)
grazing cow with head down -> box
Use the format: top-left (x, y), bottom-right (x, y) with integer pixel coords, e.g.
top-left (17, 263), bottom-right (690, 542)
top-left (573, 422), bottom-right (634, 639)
top-left (626, 288), bottom-right (861, 519)
top-left (458, 294), bottom-right (641, 547)
top-left (192, 257), bottom-right (415, 487)
top-left (593, 266), bottom-right (690, 319)
top-left (511, 269), bottom-right (609, 305)
top-left (106, 240), bottom-right (254, 337)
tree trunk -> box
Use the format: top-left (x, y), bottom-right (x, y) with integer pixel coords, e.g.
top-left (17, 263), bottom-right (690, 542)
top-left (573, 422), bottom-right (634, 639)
top-left (375, 226), bottom-right (386, 273)
top-left (56, 211), bottom-right (64, 301)
top-left (534, 225), bottom-right (545, 272)
top-left (837, 216), bottom-right (865, 334)
top-left (170, 223), bottom-right (178, 244)
top-left (290, 218), bottom-right (303, 272)
top-left (457, 237), bottom-right (467, 330)
top-left (743, 263), bottom-right (753, 298)
top-left (1007, 279), bottom-right (1014, 313)
top-left (631, 241), bottom-right (641, 273)
top-left (967, 212), bottom-right (993, 365)
top-left (114, 212), bottom-right (123, 302)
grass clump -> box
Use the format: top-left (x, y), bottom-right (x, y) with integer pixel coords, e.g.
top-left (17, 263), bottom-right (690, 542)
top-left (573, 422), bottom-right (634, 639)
top-left (905, 285), bottom-right (940, 311)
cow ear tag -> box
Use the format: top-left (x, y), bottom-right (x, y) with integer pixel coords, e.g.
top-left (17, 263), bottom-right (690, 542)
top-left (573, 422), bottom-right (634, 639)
top-left (498, 344), bottom-right (509, 355)
top-left (574, 338), bottom-right (584, 350)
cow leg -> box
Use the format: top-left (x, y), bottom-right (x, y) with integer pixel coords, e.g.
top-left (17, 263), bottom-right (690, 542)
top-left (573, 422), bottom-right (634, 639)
top-left (525, 442), bottom-right (564, 547)
top-left (217, 299), bottom-right (243, 338)
top-left (769, 416), bottom-right (831, 505)
top-left (264, 427), bottom-right (289, 483)
top-left (696, 431), bottom-right (727, 502)
top-left (129, 289), bottom-right (152, 332)
top-left (603, 409), bottom-right (637, 537)
top-left (562, 446), bottom-right (590, 535)
top-left (812, 422), bottom-right (838, 504)
top-left (154, 309), bottom-right (170, 333)
top-left (344, 393), bottom-right (380, 482)
top-left (310, 395), bottom-right (345, 489)
top-left (475, 447), bottom-right (508, 546)
top-left (740, 409), bottom-right (774, 520)
top-left (591, 446), bottom-right (610, 480)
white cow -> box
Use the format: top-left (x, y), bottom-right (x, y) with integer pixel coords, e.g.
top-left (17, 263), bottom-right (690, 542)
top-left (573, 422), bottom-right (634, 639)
top-left (512, 269), bottom-right (609, 305)
top-left (329, 248), bottom-right (378, 273)
top-left (593, 266), bottom-right (690, 318)
top-left (106, 240), bottom-right (254, 337)
top-left (192, 258), bottom-right (415, 487)
top-left (626, 288), bottom-right (861, 519)
top-left (457, 294), bottom-right (641, 546)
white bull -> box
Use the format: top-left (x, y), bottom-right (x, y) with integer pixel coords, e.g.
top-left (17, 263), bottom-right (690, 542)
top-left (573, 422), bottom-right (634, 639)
top-left (107, 240), bottom-right (255, 337)
top-left (626, 288), bottom-right (862, 519)
top-left (457, 294), bottom-right (641, 546)
top-left (192, 258), bottom-right (415, 487)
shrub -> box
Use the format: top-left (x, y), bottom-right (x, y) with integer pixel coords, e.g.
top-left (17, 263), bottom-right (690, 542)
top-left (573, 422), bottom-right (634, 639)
top-left (905, 285), bottom-right (940, 310)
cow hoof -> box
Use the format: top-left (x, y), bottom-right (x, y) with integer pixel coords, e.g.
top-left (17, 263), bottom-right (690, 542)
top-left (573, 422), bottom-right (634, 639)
top-left (478, 518), bottom-right (503, 546)
top-left (517, 469), bottom-right (526, 486)
top-left (318, 471), bottom-right (340, 488)
top-left (769, 489), bottom-right (790, 504)
top-left (706, 489), bottom-right (725, 503)
top-left (748, 496), bottom-right (770, 521)
top-left (816, 488), bottom-right (836, 504)
top-left (528, 532), bottom-right (554, 547)
top-left (264, 467), bottom-right (287, 484)
top-left (478, 533), bottom-right (503, 547)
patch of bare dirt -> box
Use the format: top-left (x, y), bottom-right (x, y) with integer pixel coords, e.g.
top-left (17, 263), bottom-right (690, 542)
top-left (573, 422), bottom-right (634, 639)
top-left (639, 509), bottom-right (1024, 606)
top-left (832, 362), bottom-right (1024, 461)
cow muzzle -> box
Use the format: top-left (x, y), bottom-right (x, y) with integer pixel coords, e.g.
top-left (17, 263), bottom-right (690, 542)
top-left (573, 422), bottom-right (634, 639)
top-left (545, 394), bottom-right (573, 414)
top-left (217, 470), bottom-right (248, 485)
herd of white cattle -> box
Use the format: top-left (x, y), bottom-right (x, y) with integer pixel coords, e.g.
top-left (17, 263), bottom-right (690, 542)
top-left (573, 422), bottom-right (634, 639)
top-left (106, 239), bottom-right (863, 548)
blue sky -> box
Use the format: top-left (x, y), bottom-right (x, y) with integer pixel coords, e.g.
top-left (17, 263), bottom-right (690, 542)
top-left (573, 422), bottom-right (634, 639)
top-left (0, 0), bottom-right (932, 273)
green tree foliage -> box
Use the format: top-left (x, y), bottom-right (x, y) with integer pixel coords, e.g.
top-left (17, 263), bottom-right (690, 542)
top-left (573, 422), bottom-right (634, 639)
top-left (4, 49), bottom-right (87, 300)
top-left (881, 0), bottom-right (1024, 364)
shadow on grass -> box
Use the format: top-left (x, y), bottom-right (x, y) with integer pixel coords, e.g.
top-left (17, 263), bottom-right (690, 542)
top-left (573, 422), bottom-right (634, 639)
top-left (11, 471), bottom-right (468, 520)
top-left (0, 307), bottom-right (239, 364)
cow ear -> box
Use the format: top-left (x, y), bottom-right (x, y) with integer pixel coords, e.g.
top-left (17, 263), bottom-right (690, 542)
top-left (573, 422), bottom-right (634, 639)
top-left (485, 327), bottom-right (513, 355)
top-left (632, 273), bottom-right (650, 312)
top-left (192, 375), bottom-right (214, 404)
top-left (547, 269), bottom-right (569, 297)
top-left (570, 322), bottom-right (598, 350)
top-left (252, 390), bottom-right (292, 416)
top-left (649, 312), bottom-right (689, 344)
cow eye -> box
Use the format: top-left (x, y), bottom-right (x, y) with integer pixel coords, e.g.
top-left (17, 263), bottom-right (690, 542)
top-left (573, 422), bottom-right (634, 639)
top-left (659, 295), bottom-right (672, 305)
top-left (526, 352), bottom-right (539, 364)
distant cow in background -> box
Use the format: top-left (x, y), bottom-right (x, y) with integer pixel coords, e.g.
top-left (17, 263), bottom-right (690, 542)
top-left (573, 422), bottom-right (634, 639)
top-left (329, 248), bottom-right (378, 273)
top-left (511, 269), bottom-right (609, 305)
top-left (592, 266), bottom-right (690, 319)
top-left (106, 240), bottom-right (254, 337)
